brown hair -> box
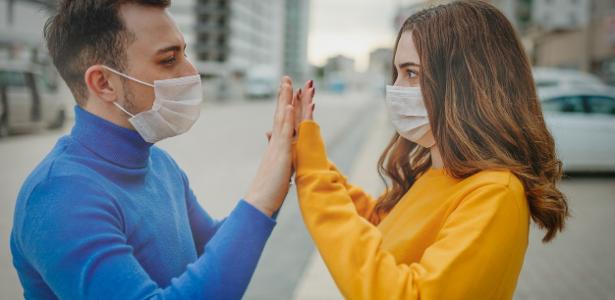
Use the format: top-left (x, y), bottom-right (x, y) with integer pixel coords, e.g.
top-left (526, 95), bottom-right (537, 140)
top-left (44, 0), bottom-right (171, 105)
top-left (372, 0), bottom-right (568, 242)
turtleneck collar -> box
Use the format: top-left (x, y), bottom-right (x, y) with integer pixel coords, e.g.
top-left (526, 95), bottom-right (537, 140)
top-left (70, 106), bottom-right (153, 168)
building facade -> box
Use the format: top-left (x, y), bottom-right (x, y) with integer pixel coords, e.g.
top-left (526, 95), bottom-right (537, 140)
top-left (283, 0), bottom-right (310, 83)
top-left (192, 0), bottom-right (286, 99)
top-left (491, 0), bottom-right (615, 84)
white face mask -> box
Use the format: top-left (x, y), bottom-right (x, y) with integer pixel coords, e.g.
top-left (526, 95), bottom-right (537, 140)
top-left (384, 85), bottom-right (436, 148)
top-left (103, 66), bottom-right (203, 143)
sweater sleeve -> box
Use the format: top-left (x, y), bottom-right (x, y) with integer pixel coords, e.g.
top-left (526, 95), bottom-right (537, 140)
top-left (325, 160), bottom-right (378, 220)
top-left (294, 120), bottom-right (528, 300)
top-left (292, 143), bottom-right (378, 220)
top-left (179, 169), bottom-right (225, 256)
top-left (16, 176), bottom-right (275, 300)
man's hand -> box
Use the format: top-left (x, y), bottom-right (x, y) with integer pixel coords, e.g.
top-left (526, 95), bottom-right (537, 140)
top-left (245, 77), bottom-right (296, 217)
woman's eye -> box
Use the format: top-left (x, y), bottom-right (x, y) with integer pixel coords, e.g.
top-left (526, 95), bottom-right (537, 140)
top-left (406, 70), bottom-right (417, 79)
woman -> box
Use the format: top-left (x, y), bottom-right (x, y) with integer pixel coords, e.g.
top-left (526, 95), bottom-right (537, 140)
top-left (287, 1), bottom-right (569, 299)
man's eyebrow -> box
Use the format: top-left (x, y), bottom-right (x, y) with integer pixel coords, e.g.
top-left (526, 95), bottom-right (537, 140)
top-left (398, 62), bottom-right (420, 69)
top-left (156, 44), bottom-right (187, 54)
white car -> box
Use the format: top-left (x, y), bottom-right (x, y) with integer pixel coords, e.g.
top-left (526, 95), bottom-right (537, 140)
top-left (0, 62), bottom-right (66, 137)
top-left (539, 86), bottom-right (615, 172)
top-left (533, 67), bottom-right (606, 89)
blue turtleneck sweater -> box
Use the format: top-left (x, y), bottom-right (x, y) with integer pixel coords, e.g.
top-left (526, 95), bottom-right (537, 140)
top-left (10, 106), bottom-right (276, 299)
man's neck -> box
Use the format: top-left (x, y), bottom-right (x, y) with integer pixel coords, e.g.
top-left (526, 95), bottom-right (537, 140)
top-left (83, 99), bottom-right (134, 130)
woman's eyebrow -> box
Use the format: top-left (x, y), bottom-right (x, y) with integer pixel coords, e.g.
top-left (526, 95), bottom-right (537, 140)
top-left (398, 62), bottom-right (420, 69)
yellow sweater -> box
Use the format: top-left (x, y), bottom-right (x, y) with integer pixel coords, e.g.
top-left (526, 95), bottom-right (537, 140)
top-left (294, 121), bottom-right (530, 300)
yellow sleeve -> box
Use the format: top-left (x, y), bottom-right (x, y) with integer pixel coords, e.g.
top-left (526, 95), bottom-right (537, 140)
top-left (292, 141), bottom-right (378, 220)
top-left (294, 121), bottom-right (528, 300)
top-left (325, 160), bottom-right (378, 220)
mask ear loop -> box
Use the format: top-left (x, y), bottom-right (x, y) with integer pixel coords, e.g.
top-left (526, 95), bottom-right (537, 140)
top-left (101, 65), bottom-right (153, 118)
top-left (101, 65), bottom-right (155, 87)
top-left (113, 102), bottom-right (136, 118)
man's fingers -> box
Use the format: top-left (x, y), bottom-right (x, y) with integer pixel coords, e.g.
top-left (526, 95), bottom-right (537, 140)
top-left (281, 105), bottom-right (295, 139)
top-left (270, 105), bottom-right (294, 145)
top-left (274, 77), bottom-right (292, 118)
top-left (274, 79), bottom-right (284, 115)
top-left (275, 77), bottom-right (293, 128)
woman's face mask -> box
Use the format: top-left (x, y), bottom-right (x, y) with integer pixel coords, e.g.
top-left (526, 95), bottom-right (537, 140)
top-left (384, 85), bottom-right (435, 148)
top-left (103, 66), bottom-right (203, 143)
top-left (387, 31), bottom-right (435, 148)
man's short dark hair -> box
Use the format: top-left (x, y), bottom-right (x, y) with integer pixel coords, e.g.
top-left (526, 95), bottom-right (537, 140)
top-left (44, 0), bottom-right (171, 105)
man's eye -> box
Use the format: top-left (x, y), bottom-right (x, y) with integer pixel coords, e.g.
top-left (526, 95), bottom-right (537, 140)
top-left (162, 56), bottom-right (176, 65)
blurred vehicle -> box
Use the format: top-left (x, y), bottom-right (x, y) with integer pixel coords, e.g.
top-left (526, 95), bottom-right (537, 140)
top-left (245, 65), bottom-right (276, 99)
top-left (539, 85), bottom-right (615, 172)
top-left (533, 67), bottom-right (606, 89)
top-left (0, 62), bottom-right (66, 137)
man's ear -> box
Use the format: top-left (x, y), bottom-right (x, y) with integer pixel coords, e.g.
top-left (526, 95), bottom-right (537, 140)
top-left (84, 65), bottom-right (119, 103)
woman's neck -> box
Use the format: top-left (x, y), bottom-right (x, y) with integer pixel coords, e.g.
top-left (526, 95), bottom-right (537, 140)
top-left (430, 146), bottom-right (444, 169)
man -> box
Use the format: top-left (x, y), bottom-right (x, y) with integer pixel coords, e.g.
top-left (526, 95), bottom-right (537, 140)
top-left (10, 0), bottom-right (297, 298)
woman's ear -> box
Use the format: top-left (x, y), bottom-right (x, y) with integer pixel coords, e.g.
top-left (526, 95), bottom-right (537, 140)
top-left (84, 65), bottom-right (119, 104)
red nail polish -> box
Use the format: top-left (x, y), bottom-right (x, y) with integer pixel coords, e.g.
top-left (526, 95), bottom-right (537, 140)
top-left (311, 87), bottom-right (316, 97)
top-left (308, 80), bottom-right (314, 88)
top-left (298, 88), bottom-right (302, 96)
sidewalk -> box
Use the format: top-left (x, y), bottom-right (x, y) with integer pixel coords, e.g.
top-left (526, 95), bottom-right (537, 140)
top-left (291, 106), bottom-right (391, 300)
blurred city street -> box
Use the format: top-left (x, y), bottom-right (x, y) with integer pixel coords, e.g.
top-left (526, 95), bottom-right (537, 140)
top-left (2, 0), bottom-right (615, 298)
top-left (0, 92), bottom-right (614, 299)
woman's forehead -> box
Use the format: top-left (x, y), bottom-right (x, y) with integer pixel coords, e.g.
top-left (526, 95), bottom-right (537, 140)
top-left (394, 31), bottom-right (420, 66)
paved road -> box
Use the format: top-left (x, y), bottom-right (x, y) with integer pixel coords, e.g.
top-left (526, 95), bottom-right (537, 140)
top-left (1, 92), bottom-right (614, 299)
top-left (515, 175), bottom-right (615, 300)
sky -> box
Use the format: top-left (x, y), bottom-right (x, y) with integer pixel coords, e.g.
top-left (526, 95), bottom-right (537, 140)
top-left (307, 0), bottom-right (415, 71)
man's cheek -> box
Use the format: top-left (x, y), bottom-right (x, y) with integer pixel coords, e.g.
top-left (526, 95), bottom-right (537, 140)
top-left (133, 85), bottom-right (156, 111)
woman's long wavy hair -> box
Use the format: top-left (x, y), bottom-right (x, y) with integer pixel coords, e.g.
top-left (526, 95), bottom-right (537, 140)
top-left (371, 0), bottom-right (568, 242)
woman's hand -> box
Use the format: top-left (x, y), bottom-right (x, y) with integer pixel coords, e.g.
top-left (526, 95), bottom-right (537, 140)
top-left (244, 77), bottom-right (296, 217)
top-left (293, 80), bottom-right (316, 130)
top-left (265, 79), bottom-right (316, 142)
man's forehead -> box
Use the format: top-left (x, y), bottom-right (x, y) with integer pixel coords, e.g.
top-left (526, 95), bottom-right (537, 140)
top-left (120, 3), bottom-right (184, 53)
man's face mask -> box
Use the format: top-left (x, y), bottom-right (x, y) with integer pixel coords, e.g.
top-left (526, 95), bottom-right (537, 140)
top-left (384, 85), bottom-right (436, 148)
top-left (103, 65), bottom-right (203, 143)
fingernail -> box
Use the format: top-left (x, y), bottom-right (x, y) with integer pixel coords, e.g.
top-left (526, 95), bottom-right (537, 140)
top-left (298, 88), bottom-right (302, 96)
top-left (311, 103), bottom-right (315, 111)
top-left (308, 80), bottom-right (313, 88)
top-left (311, 87), bottom-right (316, 97)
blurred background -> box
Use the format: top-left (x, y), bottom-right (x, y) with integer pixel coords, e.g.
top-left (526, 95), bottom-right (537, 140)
top-left (0, 0), bottom-right (614, 299)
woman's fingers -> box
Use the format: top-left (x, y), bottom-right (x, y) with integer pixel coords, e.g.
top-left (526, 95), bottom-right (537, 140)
top-left (293, 89), bottom-right (302, 129)
top-left (266, 131), bottom-right (272, 142)
top-left (302, 80), bottom-right (315, 121)
top-left (306, 103), bottom-right (315, 120)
